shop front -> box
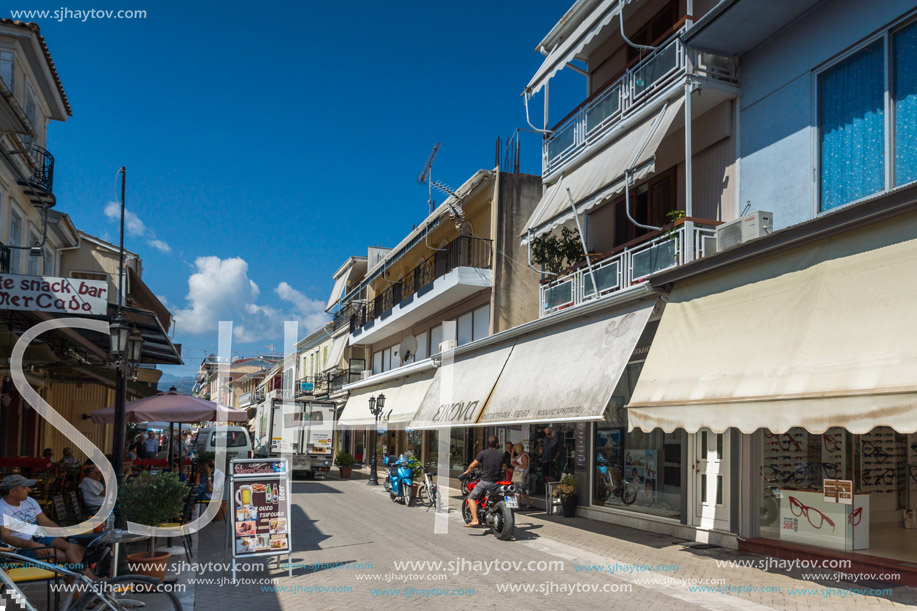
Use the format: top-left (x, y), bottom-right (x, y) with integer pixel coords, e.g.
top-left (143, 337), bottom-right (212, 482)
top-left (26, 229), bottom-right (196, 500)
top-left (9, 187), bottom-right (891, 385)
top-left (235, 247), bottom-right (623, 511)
top-left (627, 208), bottom-right (917, 571)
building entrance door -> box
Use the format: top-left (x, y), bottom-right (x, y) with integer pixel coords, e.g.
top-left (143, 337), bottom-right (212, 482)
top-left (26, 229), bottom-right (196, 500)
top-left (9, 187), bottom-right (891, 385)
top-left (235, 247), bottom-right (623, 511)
top-left (691, 429), bottom-right (730, 531)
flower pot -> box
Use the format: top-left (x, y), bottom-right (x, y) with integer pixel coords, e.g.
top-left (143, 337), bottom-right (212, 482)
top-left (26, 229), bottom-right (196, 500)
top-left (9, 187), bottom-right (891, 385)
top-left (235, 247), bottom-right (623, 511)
top-left (561, 496), bottom-right (577, 518)
top-left (339, 467), bottom-right (352, 479)
top-left (126, 551), bottom-right (171, 582)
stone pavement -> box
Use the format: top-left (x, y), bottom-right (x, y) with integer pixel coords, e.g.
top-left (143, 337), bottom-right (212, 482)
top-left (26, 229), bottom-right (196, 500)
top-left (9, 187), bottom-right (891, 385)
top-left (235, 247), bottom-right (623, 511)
top-left (187, 473), bottom-right (917, 611)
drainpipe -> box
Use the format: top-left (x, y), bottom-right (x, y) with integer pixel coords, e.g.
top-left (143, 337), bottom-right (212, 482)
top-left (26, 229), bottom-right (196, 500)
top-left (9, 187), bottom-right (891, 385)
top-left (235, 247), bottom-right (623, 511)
top-left (624, 101), bottom-right (671, 232)
top-left (683, 0), bottom-right (696, 262)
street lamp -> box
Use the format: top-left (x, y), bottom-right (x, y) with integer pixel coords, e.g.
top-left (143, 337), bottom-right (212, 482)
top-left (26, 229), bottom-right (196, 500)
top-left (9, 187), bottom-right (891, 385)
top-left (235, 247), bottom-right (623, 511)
top-left (367, 393), bottom-right (385, 486)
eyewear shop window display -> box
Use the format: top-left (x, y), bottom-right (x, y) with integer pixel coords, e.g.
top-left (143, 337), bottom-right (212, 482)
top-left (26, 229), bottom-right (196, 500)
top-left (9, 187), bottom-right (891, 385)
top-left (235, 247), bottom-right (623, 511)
top-left (756, 426), bottom-right (917, 554)
top-left (592, 363), bottom-right (685, 520)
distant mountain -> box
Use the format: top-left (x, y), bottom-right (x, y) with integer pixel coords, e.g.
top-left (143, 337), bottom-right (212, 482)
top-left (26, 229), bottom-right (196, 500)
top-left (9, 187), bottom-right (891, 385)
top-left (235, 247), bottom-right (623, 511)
top-left (157, 373), bottom-right (196, 394)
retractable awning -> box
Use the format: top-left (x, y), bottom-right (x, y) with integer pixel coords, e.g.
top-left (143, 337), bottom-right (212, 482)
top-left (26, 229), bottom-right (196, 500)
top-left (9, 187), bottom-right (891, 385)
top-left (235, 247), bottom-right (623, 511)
top-left (526, 0), bottom-right (620, 95)
top-left (338, 371), bottom-right (435, 429)
top-left (322, 334), bottom-right (348, 373)
top-left (477, 299), bottom-right (656, 426)
top-left (627, 212), bottom-right (917, 435)
top-left (408, 343), bottom-right (515, 430)
top-left (325, 269), bottom-right (353, 312)
top-left (522, 99), bottom-right (684, 241)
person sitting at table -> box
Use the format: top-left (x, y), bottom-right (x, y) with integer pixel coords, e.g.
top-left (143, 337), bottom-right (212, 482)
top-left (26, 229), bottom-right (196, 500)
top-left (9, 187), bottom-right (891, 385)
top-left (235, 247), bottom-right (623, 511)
top-left (193, 459), bottom-right (224, 501)
top-left (61, 448), bottom-right (79, 466)
top-left (39, 448), bottom-right (53, 462)
top-left (78, 466), bottom-right (105, 513)
top-left (0, 474), bottom-right (92, 577)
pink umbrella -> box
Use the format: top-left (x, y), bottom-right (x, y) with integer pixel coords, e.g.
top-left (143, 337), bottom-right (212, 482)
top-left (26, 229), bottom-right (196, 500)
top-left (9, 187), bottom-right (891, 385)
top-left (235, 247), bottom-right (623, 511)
top-left (91, 390), bottom-right (247, 424)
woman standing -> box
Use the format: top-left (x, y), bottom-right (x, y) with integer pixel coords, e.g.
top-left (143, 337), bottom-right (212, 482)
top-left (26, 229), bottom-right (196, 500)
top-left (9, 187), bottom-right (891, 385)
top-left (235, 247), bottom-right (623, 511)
top-left (511, 443), bottom-right (534, 510)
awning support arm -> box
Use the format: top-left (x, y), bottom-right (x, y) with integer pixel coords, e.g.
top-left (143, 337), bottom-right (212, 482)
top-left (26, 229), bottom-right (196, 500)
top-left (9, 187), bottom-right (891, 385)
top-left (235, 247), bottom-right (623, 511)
top-left (566, 187), bottom-right (598, 294)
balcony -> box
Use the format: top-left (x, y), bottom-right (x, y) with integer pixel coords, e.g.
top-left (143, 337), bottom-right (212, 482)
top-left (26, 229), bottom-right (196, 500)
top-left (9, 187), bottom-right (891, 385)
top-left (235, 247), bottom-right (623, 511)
top-left (349, 236), bottom-right (493, 345)
top-left (540, 218), bottom-right (719, 317)
top-left (543, 29), bottom-right (735, 177)
top-left (295, 376), bottom-right (329, 398)
top-left (16, 145), bottom-right (55, 206)
top-left (333, 300), bottom-right (362, 332)
top-left (330, 370), bottom-right (362, 392)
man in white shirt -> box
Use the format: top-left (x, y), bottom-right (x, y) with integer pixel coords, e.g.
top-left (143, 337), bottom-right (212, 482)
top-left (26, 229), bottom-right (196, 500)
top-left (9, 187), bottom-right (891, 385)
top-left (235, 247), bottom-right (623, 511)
top-left (143, 431), bottom-right (160, 458)
top-left (0, 475), bottom-right (86, 568)
top-left (78, 466), bottom-right (105, 512)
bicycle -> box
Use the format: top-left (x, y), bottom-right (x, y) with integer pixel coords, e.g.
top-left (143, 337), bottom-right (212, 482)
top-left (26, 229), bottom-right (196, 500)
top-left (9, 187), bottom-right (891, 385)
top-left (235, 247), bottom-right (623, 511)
top-left (417, 463), bottom-right (442, 512)
top-left (0, 530), bottom-right (182, 611)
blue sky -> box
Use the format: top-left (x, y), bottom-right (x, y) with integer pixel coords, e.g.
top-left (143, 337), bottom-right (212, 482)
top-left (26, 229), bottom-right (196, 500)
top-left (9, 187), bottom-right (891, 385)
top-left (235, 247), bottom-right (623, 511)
top-left (25, 0), bottom-right (584, 376)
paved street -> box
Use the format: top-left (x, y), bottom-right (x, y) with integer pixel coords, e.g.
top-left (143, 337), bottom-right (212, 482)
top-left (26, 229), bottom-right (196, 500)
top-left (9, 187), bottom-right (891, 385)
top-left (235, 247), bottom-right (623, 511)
top-left (189, 472), bottom-right (917, 611)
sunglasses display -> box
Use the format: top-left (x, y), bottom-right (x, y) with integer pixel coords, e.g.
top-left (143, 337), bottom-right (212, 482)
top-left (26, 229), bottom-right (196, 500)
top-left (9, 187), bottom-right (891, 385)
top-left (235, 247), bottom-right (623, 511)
top-left (789, 495), bottom-right (836, 531)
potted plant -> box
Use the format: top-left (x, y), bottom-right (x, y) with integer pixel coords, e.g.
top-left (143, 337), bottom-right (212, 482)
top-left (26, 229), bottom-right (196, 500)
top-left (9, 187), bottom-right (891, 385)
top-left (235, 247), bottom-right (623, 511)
top-left (335, 451), bottom-right (356, 478)
top-left (119, 471), bottom-right (188, 581)
top-left (554, 474), bottom-right (577, 518)
top-left (405, 456), bottom-right (423, 495)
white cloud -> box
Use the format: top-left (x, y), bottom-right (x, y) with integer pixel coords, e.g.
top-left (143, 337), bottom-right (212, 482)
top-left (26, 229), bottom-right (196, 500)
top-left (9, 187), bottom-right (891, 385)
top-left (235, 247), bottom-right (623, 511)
top-left (174, 256), bottom-right (328, 343)
top-left (147, 239), bottom-right (172, 253)
top-left (103, 202), bottom-right (172, 255)
top-left (104, 201), bottom-right (146, 236)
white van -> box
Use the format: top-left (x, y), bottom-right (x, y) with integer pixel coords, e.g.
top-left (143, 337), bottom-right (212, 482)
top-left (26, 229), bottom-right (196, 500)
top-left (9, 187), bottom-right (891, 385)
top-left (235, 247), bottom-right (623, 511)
top-left (193, 426), bottom-right (253, 463)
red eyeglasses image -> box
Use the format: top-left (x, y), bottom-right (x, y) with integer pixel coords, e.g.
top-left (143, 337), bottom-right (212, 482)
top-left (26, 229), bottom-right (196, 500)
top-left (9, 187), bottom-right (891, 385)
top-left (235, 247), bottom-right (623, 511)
top-left (789, 496), bottom-right (836, 531)
top-left (848, 507), bottom-right (863, 527)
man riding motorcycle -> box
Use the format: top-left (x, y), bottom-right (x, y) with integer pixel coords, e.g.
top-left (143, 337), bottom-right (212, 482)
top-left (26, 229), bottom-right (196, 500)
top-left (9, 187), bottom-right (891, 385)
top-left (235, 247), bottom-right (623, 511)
top-left (461, 435), bottom-right (504, 528)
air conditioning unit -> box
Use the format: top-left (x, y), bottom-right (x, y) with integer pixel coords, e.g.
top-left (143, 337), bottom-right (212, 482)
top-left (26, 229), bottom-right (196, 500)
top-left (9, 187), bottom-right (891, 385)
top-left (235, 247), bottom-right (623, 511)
top-left (715, 211), bottom-right (773, 252)
top-left (360, 370), bottom-right (373, 380)
top-left (438, 340), bottom-right (458, 353)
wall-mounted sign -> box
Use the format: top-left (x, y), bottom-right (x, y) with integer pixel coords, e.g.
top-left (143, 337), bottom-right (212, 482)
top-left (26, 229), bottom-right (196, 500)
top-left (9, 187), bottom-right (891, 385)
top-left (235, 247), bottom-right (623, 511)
top-left (0, 275), bottom-right (108, 315)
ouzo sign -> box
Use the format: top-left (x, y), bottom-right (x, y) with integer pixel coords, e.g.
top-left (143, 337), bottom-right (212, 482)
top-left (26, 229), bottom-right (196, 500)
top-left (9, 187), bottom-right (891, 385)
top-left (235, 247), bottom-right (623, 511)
top-left (0, 274), bottom-right (109, 315)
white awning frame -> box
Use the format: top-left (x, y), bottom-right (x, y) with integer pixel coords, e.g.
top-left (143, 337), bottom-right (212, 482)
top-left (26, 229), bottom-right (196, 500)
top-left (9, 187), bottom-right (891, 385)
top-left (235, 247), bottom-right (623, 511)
top-left (525, 0), bottom-right (620, 96)
top-left (322, 334), bottom-right (348, 373)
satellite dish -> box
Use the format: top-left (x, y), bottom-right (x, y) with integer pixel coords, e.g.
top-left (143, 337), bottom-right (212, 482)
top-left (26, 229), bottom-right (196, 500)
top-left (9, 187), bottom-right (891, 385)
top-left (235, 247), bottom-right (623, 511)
top-left (400, 335), bottom-right (418, 363)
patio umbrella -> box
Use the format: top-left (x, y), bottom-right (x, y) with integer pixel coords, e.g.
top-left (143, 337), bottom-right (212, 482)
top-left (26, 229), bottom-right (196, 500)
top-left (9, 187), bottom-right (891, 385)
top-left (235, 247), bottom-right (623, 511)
top-left (90, 390), bottom-right (247, 424)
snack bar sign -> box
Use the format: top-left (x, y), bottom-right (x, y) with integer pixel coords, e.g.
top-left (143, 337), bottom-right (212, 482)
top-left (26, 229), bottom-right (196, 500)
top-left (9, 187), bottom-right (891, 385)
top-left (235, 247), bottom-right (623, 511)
top-left (0, 275), bottom-right (108, 315)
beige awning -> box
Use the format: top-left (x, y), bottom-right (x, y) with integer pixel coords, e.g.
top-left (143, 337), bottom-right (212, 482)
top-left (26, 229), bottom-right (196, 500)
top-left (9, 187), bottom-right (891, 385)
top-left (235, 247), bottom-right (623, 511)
top-left (325, 273), bottom-right (348, 312)
top-left (322, 334), bottom-right (348, 373)
top-left (526, 0), bottom-right (620, 95)
top-left (477, 299), bottom-right (656, 426)
top-left (338, 371), bottom-right (434, 429)
top-left (522, 98), bottom-right (685, 241)
top-left (627, 212), bottom-right (917, 435)
top-left (408, 343), bottom-right (515, 430)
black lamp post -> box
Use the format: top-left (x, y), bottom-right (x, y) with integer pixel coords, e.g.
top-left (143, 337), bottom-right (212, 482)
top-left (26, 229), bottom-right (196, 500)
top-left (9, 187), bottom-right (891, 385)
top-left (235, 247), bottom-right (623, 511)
top-left (367, 393), bottom-right (385, 486)
top-left (109, 167), bottom-right (144, 528)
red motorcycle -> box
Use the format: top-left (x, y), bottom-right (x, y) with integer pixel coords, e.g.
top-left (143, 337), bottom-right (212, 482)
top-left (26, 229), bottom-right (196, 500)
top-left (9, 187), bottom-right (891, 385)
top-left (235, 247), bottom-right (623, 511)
top-left (459, 472), bottom-right (517, 540)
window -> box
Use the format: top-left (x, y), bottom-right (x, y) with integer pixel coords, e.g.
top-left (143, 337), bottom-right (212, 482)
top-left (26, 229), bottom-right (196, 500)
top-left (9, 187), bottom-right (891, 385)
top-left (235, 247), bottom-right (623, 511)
top-left (8, 209), bottom-right (22, 273)
top-left (415, 330), bottom-right (428, 361)
top-left (457, 312), bottom-right (473, 346)
top-left (429, 324), bottom-right (443, 355)
top-left (473, 305), bottom-right (490, 341)
top-left (70, 271), bottom-right (107, 282)
top-left (894, 21), bottom-right (917, 186)
top-left (27, 231), bottom-right (40, 276)
top-left (0, 51), bottom-right (13, 92)
top-left (818, 20), bottom-right (917, 211)
top-left (372, 351), bottom-right (382, 375)
top-left (382, 347), bottom-right (391, 372)
top-left (22, 84), bottom-right (37, 147)
top-left (43, 248), bottom-right (53, 276)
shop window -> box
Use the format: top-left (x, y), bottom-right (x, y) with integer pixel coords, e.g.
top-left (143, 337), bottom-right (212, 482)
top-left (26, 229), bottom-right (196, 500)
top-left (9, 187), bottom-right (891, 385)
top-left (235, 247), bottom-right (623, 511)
top-left (592, 362), bottom-right (684, 520)
top-left (449, 428), bottom-right (466, 472)
top-left (755, 426), bottom-right (912, 554)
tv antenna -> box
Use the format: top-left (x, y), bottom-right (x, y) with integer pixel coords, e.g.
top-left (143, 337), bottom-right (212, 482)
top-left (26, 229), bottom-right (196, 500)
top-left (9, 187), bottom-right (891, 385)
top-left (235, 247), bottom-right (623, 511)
top-left (417, 143), bottom-right (440, 214)
top-left (431, 180), bottom-right (466, 226)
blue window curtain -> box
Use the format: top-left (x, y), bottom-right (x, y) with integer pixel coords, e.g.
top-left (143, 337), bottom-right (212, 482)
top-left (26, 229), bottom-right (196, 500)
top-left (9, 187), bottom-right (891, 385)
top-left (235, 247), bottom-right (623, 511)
top-left (819, 40), bottom-right (886, 212)
top-left (894, 21), bottom-right (917, 187)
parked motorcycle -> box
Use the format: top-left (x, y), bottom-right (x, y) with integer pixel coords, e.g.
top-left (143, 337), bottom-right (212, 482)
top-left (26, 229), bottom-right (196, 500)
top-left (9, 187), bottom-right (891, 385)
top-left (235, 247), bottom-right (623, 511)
top-left (383, 454), bottom-right (415, 506)
top-left (596, 455), bottom-right (637, 504)
top-left (459, 472), bottom-right (516, 540)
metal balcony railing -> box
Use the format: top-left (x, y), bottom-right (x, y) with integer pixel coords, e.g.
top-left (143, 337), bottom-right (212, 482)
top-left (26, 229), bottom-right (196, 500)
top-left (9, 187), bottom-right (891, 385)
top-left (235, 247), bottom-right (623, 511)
top-left (295, 376), bottom-right (328, 398)
top-left (27, 145), bottom-right (54, 193)
top-left (543, 29), bottom-right (736, 176)
top-left (539, 218), bottom-right (719, 317)
top-left (332, 301), bottom-right (362, 332)
top-left (350, 235), bottom-right (492, 332)
top-left (0, 243), bottom-right (9, 273)
top-left (330, 370), bottom-right (362, 392)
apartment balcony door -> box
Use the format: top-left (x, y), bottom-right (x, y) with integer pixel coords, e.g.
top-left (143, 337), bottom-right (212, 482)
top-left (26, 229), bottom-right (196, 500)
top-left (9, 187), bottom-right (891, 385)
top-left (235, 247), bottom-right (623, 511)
top-left (690, 429), bottom-right (731, 531)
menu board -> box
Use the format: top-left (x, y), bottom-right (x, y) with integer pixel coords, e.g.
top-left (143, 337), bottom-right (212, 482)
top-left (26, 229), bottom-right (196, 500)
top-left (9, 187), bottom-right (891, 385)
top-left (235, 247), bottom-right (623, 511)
top-left (230, 459), bottom-right (291, 558)
top-left (574, 423), bottom-right (587, 471)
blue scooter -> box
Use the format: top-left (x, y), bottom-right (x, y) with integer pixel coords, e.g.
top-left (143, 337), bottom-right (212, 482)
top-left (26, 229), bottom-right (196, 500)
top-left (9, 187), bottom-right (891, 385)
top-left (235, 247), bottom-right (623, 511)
top-left (382, 454), bottom-right (415, 506)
